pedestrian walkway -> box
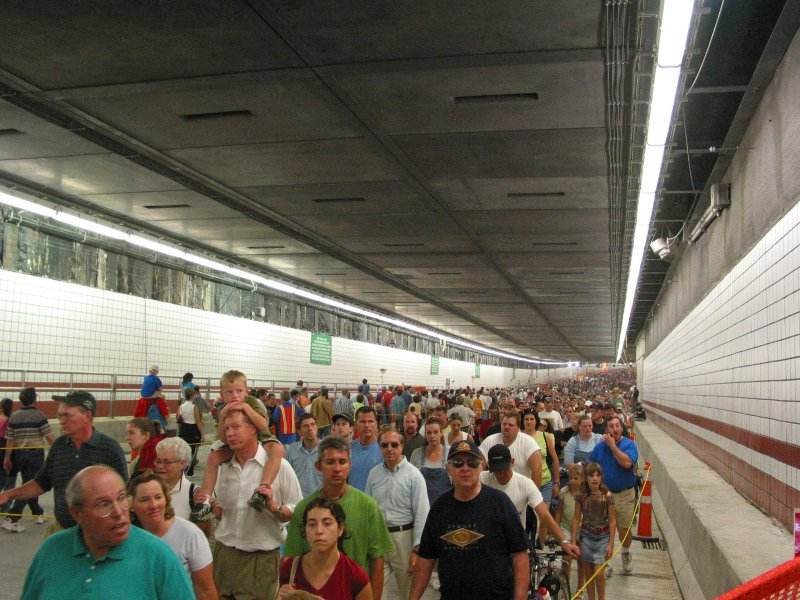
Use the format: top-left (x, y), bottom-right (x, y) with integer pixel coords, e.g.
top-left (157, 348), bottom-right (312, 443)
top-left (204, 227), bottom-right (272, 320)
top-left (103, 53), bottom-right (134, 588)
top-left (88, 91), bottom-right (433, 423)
top-left (0, 437), bottom-right (681, 600)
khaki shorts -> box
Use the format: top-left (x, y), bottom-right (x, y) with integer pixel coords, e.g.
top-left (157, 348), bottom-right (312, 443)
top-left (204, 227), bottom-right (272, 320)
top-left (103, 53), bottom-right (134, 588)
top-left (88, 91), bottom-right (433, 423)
top-left (611, 487), bottom-right (637, 534)
top-left (213, 542), bottom-right (279, 600)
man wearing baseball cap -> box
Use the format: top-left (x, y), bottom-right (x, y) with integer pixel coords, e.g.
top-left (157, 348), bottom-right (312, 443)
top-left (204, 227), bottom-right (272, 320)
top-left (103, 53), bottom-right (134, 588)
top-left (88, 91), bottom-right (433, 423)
top-left (410, 439), bottom-right (530, 600)
top-left (0, 391), bottom-right (127, 531)
top-left (481, 444), bottom-right (580, 556)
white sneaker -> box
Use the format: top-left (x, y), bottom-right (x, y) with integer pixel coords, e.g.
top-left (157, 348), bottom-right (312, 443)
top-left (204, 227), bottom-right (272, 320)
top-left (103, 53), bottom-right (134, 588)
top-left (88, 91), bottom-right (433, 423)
top-left (605, 565), bottom-right (614, 578)
top-left (622, 551), bottom-right (633, 574)
top-left (430, 572), bottom-right (441, 591)
top-left (35, 516), bottom-right (46, 525)
top-left (1, 519), bottom-right (25, 533)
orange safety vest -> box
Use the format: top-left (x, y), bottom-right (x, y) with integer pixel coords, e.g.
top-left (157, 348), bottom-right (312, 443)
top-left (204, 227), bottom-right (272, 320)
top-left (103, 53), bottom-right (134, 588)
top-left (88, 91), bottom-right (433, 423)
top-left (278, 403), bottom-right (297, 435)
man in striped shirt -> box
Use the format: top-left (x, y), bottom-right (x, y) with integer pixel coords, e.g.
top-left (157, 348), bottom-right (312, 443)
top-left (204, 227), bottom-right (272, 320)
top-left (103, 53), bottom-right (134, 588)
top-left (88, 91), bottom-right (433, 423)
top-left (1, 387), bottom-right (54, 532)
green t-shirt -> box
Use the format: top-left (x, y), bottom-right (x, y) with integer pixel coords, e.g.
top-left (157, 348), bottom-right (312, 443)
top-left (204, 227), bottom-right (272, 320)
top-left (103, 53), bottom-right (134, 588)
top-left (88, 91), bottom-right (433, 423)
top-left (284, 486), bottom-right (394, 570)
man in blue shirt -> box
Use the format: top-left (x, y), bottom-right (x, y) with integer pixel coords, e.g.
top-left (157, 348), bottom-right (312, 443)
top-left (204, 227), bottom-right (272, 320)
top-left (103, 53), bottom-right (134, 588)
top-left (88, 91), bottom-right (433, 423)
top-left (140, 365), bottom-right (163, 398)
top-left (350, 406), bottom-right (382, 491)
top-left (285, 413), bottom-right (322, 497)
top-left (21, 465), bottom-right (193, 600)
top-left (590, 415), bottom-right (639, 575)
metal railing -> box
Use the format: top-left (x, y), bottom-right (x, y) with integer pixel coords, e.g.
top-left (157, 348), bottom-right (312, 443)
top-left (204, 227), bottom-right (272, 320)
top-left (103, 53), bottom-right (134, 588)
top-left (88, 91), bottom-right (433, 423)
top-left (0, 368), bottom-right (371, 417)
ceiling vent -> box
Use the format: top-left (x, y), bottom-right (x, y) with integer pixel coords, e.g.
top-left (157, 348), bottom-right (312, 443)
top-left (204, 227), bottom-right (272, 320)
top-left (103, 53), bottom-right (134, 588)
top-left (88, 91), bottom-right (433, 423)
top-left (143, 203), bottom-right (191, 209)
top-left (311, 197), bottom-right (366, 204)
top-left (507, 191), bottom-right (565, 199)
top-left (246, 245), bottom-right (285, 250)
top-left (180, 109), bottom-right (254, 122)
top-left (384, 243), bottom-right (424, 248)
top-left (0, 128), bottom-right (23, 136)
top-left (453, 92), bottom-right (539, 104)
top-left (314, 272), bottom-right (347, 276)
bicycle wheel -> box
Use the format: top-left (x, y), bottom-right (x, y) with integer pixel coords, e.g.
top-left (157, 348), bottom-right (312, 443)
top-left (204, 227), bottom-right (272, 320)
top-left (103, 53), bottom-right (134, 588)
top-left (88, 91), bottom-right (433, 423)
top-left (555, 573), bottom-right (570, 600)
top-left (539, 573), bottom-right (570, 600)
top-left (529, 557), bottom-right (541, 593)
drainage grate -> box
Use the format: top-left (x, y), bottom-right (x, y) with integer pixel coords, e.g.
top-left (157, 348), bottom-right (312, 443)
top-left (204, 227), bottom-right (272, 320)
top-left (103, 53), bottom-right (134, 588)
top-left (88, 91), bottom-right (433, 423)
top-left (640, 538), bottom-right (665, 550)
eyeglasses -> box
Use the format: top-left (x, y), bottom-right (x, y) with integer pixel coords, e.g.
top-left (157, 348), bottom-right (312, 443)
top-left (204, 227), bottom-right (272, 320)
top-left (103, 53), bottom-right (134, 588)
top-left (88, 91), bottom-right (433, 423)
top-left (154, 458), bottom-right (183, 466)
top-left (448, 458), bottom-right (482, 469)
top-left (90, 492), bottom-right (130, 518)
top-left (380, 442), bottom-right (401, 449)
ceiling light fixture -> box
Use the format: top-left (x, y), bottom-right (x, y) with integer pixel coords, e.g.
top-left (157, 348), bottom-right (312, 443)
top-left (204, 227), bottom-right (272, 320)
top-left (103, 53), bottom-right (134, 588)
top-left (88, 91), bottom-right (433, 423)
top-left (0, 190), bottom-right (569, 366)
top-left (616, 0), bottom-right (696, 362)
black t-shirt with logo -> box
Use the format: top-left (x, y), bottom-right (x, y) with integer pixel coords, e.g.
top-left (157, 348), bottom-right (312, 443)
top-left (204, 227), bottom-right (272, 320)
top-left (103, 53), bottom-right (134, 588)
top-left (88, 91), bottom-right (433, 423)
top-left (418, 485), bottom-right (529, 600)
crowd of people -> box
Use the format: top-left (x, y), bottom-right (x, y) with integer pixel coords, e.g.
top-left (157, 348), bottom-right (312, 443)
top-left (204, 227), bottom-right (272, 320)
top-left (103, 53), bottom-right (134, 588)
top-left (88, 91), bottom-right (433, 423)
top-left (0, 369), bottom-right (640, 600)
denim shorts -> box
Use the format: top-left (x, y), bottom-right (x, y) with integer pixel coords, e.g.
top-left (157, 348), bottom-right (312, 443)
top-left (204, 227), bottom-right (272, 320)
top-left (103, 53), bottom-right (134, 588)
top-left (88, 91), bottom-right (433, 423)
top-left (579, 531), bottom-right (610, 565)
top-left (539, 480), bottom-right (553, 505)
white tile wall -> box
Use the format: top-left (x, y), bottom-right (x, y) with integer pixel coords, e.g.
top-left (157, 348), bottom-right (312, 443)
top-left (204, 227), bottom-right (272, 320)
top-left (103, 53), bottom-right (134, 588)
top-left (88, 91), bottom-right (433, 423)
top-left (643, 199), bottom-right (800, 496)
top-left (0, 268), bottom-right (523, 390)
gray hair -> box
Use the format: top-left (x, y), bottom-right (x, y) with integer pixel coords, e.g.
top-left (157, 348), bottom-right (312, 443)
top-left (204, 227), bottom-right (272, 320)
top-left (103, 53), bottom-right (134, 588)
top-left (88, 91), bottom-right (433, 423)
top-left (65, 465), bottom-right (124, 507)
top-left (156, 436), bottom-right (192, 463)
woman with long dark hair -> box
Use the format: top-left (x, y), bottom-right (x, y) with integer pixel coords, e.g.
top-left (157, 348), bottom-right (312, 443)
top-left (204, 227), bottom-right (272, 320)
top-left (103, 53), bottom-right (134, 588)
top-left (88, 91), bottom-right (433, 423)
top-left (278, 497), bottom-right (372, 600)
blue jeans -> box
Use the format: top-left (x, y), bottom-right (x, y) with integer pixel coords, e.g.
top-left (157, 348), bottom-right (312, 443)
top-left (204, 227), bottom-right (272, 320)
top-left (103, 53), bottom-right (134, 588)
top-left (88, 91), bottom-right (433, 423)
top-left (7, 449), bottom-right (45, 521)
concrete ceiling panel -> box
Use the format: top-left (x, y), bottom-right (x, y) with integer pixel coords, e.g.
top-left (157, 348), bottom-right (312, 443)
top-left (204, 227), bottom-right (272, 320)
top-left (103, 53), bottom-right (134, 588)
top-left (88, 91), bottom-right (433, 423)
top-left (239, 181), bottom-right (429, 217)
top-left (80, 190), bottom-right (248, 221)
top-left (0, 3), bottom-right (302, 89)
top-left (71, 77), bottom-right (362, 149)
top-left (432, 177), bottom-right (608, 211)
top-left (166, 139), bottom-right (404, 187)
top-left (325, 57), bottom-right (605, 135)
top-left (0, 101), bottom-right (106, 159)
top-left (0, 154), bottom-right (183, 196)
top-left (393, 128), bottom-right (607, 179)
top-left (265, 1), bottom-right (601, 64)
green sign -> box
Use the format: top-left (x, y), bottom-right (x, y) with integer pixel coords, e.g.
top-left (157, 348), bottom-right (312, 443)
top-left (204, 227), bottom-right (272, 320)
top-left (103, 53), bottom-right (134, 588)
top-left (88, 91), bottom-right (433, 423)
top-left (430, 354), bottom-right (440, 375)
top-left (310, 332), bottom-right (332, 365)
top-left (474, 363), bottom-right (480, 378)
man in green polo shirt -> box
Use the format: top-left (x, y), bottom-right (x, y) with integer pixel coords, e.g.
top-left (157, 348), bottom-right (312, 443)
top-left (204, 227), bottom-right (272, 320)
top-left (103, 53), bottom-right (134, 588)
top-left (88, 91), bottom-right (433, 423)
top-left (284, 436), bottom-right (393, 600)
top-left (21, 465), bottom-right (193, 600)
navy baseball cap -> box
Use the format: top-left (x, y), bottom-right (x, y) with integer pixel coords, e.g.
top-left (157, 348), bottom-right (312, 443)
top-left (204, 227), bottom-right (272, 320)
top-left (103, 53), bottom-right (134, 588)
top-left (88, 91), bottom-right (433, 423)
top-left (447, 439), bottom-right (482, 461)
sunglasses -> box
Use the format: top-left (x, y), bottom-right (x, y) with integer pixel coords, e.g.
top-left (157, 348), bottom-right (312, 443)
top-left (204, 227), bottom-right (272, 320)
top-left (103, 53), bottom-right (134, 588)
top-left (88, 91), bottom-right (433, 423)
top-left (380, 442), bottom-right (401, 449)
top-left (449, 457), bottom-right (481, 469)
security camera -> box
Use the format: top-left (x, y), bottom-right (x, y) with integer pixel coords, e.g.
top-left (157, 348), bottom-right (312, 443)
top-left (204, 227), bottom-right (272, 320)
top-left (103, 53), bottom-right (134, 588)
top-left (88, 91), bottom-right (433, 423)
top-left (649, 237), bottom-right (672, 260)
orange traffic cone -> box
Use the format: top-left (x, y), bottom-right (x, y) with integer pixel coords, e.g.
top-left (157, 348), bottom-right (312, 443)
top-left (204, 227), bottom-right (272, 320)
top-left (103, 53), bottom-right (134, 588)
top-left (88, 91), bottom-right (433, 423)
top-left (636, 462), bottom-right (653, 538)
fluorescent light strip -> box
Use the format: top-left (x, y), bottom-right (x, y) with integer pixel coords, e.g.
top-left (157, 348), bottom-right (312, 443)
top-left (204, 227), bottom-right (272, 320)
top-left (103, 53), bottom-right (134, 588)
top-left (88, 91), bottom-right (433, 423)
top-left (616, 0), bottom-right (696, 361)
top-left (0, 192), bottom-right (568, 366)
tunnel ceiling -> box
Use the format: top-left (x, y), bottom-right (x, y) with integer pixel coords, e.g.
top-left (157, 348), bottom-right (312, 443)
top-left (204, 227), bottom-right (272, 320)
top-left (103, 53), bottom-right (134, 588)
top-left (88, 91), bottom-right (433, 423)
top-left (0, 1), bottom-right (793, 363)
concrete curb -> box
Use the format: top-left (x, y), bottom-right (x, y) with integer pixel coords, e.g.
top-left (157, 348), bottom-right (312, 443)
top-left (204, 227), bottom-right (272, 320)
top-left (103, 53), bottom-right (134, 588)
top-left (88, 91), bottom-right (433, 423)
top-left (635, 419), bottom-right (791, 599)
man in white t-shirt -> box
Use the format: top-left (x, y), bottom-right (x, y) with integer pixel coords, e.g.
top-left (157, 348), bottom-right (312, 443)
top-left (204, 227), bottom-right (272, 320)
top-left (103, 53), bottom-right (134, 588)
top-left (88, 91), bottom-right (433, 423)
top-left (480, 444), bottom-right (579, 556)
top-left (479, 410), bottom-right (542, 487)
top-left (538, 396), bottom-right (564, 432)
top-left (447, 397), bottom-right (475, 431)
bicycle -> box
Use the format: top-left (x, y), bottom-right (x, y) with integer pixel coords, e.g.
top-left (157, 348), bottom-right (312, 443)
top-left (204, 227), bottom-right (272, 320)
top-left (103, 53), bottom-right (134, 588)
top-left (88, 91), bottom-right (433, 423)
top-left (530, 539), bottom-right (571, 600)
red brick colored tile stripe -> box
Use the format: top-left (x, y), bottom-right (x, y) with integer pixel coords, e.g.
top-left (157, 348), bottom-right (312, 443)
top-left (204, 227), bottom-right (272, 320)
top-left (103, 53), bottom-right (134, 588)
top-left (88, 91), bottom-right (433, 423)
top-left (645, 401), bottom-right (800, 470)
top-left (648, 411), bottom-right (797, 532)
